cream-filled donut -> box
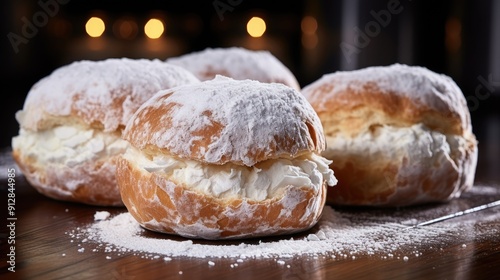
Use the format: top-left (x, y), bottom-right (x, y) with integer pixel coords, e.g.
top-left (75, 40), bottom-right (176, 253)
top-left (302, 64), bottom-right (478, 207)
top-left (12, 58), bottom-right (200, 206)
top-left (116, 76), bottom-right (337, 239)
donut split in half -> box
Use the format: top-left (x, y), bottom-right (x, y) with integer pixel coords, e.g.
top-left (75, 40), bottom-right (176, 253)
top-left (12, 58), bottom-right (199, 206)
top-left (117, 76), bottom-right (337, 239)
top-left (302, 64), bottom-right (478, 207)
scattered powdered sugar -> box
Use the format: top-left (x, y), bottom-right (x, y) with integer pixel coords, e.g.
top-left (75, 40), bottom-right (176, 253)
top-left (67, 185), bottom-right (500, 261)
top-left (94, 211), bottom-right (111, 221)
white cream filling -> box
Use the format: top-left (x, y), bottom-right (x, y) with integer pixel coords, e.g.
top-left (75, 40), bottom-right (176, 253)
top-left (323, 123), bottom-right (464, 169)
top-left (12, 126), bottom-right (129, 167)
top-left (125, 147), bottom-right (337, 201)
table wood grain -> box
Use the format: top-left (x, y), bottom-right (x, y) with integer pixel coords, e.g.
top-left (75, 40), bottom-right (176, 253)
top-left (1, 151), bottom-right (500, 280)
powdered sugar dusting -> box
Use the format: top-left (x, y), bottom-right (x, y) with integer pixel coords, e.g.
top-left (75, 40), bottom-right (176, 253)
top-left (166, 47), bottom-right (300, 90)
top-left (302, 63), bottom-right (471, 132)
top-left (20, 58), bottom-right (199, 132)
top-left (67, 185), bottom-right (500, 260)
top-left (124, 76), bottom-right (324, 166)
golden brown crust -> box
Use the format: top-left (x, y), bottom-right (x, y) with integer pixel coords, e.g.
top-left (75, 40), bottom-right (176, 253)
top-left (116, 157), bottom-right (327, 239)
top-left (12, 149), bottom-right (124, 206)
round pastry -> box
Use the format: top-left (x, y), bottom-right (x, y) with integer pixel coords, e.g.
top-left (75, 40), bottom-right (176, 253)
top-left (166, 47), bottom-right (301, 90)
top-left (301, 63), bottom-right (478, 207)
top-left (12, 58), bottom-right (200, 206)
top-left (116, 75), bottom-right (337, 239)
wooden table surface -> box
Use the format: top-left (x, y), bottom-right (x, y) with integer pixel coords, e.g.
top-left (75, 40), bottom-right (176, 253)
top-left (1, 149), bottom-right (500, 280)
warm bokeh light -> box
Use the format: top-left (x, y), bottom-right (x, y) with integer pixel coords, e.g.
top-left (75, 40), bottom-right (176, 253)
top-left (144, 18), bottom-right (164, 39)
top-left (301, 16), bottom-right (318, 35)
top-left (247, 17), bottom-right (266, 38)
top-left (85, 17), bottom-right (105, 38)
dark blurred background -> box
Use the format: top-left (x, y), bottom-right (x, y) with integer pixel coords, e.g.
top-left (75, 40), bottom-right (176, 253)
top-left (1, 0), bottom-right (499, 183)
